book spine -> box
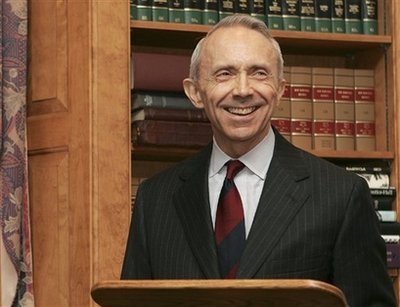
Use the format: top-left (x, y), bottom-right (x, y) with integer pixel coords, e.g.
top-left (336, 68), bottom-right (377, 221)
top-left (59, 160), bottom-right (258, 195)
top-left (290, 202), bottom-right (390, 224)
top-left (361, 0), bottom-right (377, 34)
top-left (132, 107), bottom-right (209, 122)
top-left (290, 66), bottom-right (313, 151)
top-left (130, 0), bottom-right (136, 19)
top-left (380, 222), bottom-right (400, 235)
top-left (184, 0), bottom-right (203, 24)
top-left (332, 0), bottom-right (345, 33)
top-left (300, 0), bottom-right (316, 32)
top-left (312, 67), bottom-right (335, 150)
top-left (132, 91), bottom-right (195, 110)
top-left (169, 0), bottom-right (185, 23)
top-left (267, 0), bottom-right (283, 30)
top-left (132, 52), bottom-right (191, 92)
top-left (354, 69), bottom-right (375, 151)
top-left (315, 0), bottom-right (332, 33)
top-left (250, 0), bottom-right (267, 22)
top-left (334, 68), bottom-right (355, 150)
top-left (204, 0), bottom-right (219, 25)
top-left (219, 0), bottom-right (235, 19)
top-left (377, 210), bottom-right (397, 223)
top-left (282, 0), bottom-right (301, 31)
top-left (344, 0), bottom-right (362, 34)
top-left (386, 243), bottom-right (400, 268)
top-left (272, 66), bottom-right (292, 142)
top-left (370, 187), bottom-right (396, 197)
top-left (374, 198), bottom-right (395, 211)
top-left (135, 0), bottom-right (153, 21)
top-left (132, 120), bottom-right (213, 147)
top-left (152, 0), bottom-right (169, 22)
top-left (236, 0), bottom-right (250, 14)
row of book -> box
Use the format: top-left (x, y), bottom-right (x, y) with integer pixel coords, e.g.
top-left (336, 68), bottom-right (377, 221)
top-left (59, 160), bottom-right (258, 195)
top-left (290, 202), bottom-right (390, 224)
top-left (131, 0), bottom-right (378, 35)
top-left (341, 161), bottom-right (399, 268)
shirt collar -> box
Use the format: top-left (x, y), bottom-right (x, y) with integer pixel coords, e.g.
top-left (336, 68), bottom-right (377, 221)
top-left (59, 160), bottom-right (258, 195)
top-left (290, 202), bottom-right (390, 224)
top-left (209, 129), bottom-right (275, 180)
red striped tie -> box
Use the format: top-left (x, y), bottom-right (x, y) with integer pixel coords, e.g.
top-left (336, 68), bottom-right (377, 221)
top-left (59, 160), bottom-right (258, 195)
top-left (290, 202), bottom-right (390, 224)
top-left (215, 160), bottom-right (246, 279)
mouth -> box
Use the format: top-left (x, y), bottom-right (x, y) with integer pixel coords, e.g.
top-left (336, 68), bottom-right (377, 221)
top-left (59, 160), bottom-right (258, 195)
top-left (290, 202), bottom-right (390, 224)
top-left (226, 106), bottom-right (258, 116)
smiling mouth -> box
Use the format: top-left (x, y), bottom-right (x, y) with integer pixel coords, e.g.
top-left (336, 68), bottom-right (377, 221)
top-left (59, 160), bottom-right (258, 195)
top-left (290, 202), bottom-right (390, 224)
top-left (227, 106), bottom-right (258, 115)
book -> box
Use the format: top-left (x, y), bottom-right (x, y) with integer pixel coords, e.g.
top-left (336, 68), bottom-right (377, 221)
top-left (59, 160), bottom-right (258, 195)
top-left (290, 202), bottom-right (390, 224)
top-left (290, 66), bottom-right (312, 150)
top-left (219, 0), bottom-right (235, 20)
top-left (373, 197), bottom-right (395, 211)
top-left (131, 52), bottom-right (191, 92)
top-left (267, 0), bottom-right (284, 30)
top-left (152, 0), bottom-right (169, 22)
top-left (130, 0), bottom-right (135, 19)
top-left (300, 0), bottom-right (316, 32)
top-left (361, 0), bottom-right (377, 34)
top-left (134, 0), bottom-right (152, 21)
top-left (236, 0), bottom-right (250, 14)
top-left (250, 0), bottom-right (267, 22)
top-left (132, 91), bottom-right (196, 110)
top-left (132, 107), bottom-right (209, 122)
top-left (315, 0), bottom-right (332, 32)
top-left (380, 222), bottom-right (400, 236)
top-left (370, 187), bottom-right (396, 197)
top-left (376, 210), bottom-right (397, 223)
top-left (334, 68), bottom-right (355, 151)
top-left (357, 173), bottom-right (389, 189)
top-left (386, 243), bottom-right (400, 268)
top-left (332, 0), bottom-right (345, 33)
top-left (282, 0), bottom-right (300, 31)
top-left (354, 69), bottom-right (375, 151)
top-left (312, 67), bottom-right (335, 150)
top-left (132, 120), bottom-right (213, 147)
top-left (204, 0), bottom-right (219, 25)
top-left (382, 235), bottom-right (400, 244)
top-left (169, 0), bottom-right (185, 23)
top-left (344, 0), bottom-right (362, 34)
top-left (184, 0), bottom-right (203, 24)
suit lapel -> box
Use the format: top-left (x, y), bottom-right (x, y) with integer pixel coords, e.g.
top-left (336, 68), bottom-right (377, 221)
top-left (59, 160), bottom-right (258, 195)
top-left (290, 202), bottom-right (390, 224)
top-left (173, 146), bottom-right (220, 278)
top-left (238, 133), bottom-right (311, 278)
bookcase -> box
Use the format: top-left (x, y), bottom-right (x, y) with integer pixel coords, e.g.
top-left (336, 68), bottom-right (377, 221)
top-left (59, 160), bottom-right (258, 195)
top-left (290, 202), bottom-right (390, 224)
top-left (130, 0), bottom-right (400, 301)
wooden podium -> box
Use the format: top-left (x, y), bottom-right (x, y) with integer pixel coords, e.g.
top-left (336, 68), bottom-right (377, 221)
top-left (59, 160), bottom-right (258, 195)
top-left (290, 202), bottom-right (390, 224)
top-left (91, 279), bottom-right (348, 307)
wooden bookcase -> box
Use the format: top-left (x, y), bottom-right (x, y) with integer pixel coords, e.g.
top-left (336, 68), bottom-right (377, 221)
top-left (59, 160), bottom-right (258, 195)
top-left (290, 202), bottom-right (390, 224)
top-left (130, 0), bottom-right (400, 301)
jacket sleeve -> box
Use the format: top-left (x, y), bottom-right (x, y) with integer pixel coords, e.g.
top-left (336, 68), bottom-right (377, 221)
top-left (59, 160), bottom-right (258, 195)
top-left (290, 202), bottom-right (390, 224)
top-left (332, 176), bottom-right (396, 307)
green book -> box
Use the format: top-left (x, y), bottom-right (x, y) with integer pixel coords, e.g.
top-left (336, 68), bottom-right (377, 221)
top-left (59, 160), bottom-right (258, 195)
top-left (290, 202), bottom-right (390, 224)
top-left (152, 0), bottom-right (169, 22)
top-left (300, 0), bottom-right (315, 32)
top-left (184, 0), bottom-right (203, 24)
top-left (130, 0), bottom-right (135, 19)
top-left (135, 0), bottom-right (152, 21)
top-left (219, 0), bottom-right (235, 20)
top-left (267, 0), bottom-right (283, 30)
top-left (169, 0), bottom-right (184, 23)
top-left (344, 0), bottom-right (362, 34)
top-left (361, 0), bottom-right (378, 35)
top-left (282, 0), bottom-right (300, 31)
top-left (250, 0), bottom-right (267, 22)
top-left (315, 0), bottom-right (332, 32)
top-left (236, 0), bottom-right (250, 15)
top-left (332, 0), bottom-right (345, 33)
top-left (204, 0), bottom-right (219, 25)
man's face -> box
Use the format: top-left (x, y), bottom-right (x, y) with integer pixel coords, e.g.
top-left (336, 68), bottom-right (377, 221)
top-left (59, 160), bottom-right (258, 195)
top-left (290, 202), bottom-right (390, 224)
top-left (186, 26), bottom-right (285, 157)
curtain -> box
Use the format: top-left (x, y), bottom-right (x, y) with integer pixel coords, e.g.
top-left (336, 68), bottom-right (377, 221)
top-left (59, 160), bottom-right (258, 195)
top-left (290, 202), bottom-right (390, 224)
top-left (0, 0), bottom-right (33, 306)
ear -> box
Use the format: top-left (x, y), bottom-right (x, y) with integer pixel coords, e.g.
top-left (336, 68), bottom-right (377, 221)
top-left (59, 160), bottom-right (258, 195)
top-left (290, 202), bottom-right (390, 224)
top-left (183, 78), bottom-right (204, 109)
top-left (275, 78), bottom-right (287, 106)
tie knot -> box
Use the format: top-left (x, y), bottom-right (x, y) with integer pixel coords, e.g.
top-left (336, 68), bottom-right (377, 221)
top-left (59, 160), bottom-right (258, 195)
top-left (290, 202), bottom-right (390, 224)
top-left (226, 160), bottom-right (245, 180)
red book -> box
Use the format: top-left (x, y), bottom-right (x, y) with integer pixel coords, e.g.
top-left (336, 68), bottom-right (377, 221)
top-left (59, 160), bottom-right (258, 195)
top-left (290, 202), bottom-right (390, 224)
top-left (131, 52), bottom-right (191, 92)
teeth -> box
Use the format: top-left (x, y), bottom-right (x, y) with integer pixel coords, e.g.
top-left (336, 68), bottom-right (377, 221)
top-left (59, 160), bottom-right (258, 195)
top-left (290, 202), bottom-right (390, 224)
top-left (227, 107), bottom-right (257, 115)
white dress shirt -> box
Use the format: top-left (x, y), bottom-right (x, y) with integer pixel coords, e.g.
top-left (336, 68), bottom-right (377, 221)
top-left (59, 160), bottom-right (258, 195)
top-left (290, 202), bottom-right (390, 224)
top-left (208, 129), bottom-right (275, 238)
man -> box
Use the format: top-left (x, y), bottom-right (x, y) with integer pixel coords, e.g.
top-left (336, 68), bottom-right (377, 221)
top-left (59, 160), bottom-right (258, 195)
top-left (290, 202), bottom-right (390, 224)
top-left (121, 14), bottom-right (396, 306)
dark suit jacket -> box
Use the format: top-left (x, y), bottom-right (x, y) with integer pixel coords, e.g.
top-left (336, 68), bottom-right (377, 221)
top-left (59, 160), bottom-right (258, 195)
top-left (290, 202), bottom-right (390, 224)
top-left (121, 131), bottom-right (396, 306)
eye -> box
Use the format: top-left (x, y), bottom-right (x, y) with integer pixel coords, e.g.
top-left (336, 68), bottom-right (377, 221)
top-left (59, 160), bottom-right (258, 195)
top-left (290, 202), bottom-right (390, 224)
top-left (252, 70), bottom-right (271, 80)
top-left (215, 70), bottom-right (232, 81)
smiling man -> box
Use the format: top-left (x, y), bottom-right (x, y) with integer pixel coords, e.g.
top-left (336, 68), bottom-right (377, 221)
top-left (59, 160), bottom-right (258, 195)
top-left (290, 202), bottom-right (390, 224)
top-left (121, 14), bottom-right (396, 307)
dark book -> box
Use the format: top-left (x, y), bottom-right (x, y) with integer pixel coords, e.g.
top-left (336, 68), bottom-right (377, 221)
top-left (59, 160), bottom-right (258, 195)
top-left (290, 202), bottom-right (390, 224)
top-left (344, 0), bottom-right (362, 34)
top-left (380, 222), bottom-right (400, 236)
top-left (219, 0), bottom-right (235, 20)
top-left (300, 0), bottom-right (316, 32)
top-left (184, 0), bottom-right (203, 24)
top-left (315, 0), bottom-right (332, 33)
top-left (386, 243), bottom-right (400, 268)
top-left (282, 0), bottom-right (300, 31)
top-left (250, 0), bottom-right (267, 22)
top-left (267, 0), bottom-right (283, 30)
top-left (236, 0), bottom-right (250, 14)
top-left (332, 0), bottom-right (345, 33)
top-left (131, 52), bottom-right (191, 92)
top-left (370, 187), bottom-right (396, 197)
top-left (134, 0), bottom-right (152, 21)
top-left (132, 91), bottom-right (195, 110)
top-left (132, 120), bottom-right (213, 147)
top-left (204, 0), bottom-right (219, 25)
top-left (132, 107), bottom-right (209, 122)
top-left (169, 0), bottom-right (185, 23)
top-left (152, 0), bottom-right (169, 22)
top-left (372, 196), bottom-right (395, 211)
top-left (361, 0), bottom-right (377, 34)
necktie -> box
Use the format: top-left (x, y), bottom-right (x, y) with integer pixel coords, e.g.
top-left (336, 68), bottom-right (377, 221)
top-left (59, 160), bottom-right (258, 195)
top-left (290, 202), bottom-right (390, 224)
top-left (215, 160), bottom-right (246, 279)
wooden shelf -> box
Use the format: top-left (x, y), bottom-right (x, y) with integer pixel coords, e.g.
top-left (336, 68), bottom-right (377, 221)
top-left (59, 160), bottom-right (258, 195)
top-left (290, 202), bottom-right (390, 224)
top-left (130, 21), bottom-right (392, 54)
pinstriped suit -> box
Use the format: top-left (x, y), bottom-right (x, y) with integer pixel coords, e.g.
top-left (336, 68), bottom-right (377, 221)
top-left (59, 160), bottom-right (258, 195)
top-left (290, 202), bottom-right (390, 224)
top-left (121, 131), bottom-right (396, 306)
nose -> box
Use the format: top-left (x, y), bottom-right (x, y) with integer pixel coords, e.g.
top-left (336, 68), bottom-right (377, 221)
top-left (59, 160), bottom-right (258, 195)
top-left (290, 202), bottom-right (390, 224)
top-left (232, 72), bottom-right (254, 99)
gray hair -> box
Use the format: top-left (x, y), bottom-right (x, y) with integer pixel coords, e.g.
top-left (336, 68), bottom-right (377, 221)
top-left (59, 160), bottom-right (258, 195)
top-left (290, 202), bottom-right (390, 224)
top-left (189, 14), bottom-right (284, 82)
